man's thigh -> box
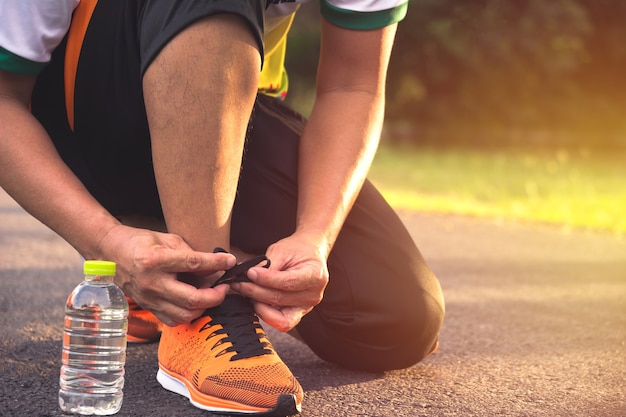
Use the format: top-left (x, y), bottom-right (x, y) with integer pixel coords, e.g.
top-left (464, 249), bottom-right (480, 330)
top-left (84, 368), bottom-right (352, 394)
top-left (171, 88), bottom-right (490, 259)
top-left (233, 95), bottom-right (445, 371)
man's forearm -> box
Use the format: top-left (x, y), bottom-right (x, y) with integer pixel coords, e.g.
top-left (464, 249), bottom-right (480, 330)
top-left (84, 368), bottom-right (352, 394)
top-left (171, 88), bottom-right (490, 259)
top-left (293, 21), bottom-right (395, 259)
top-left (0, 99), bottom-right (120, 260)
top-left (295, 90), bottom-right (385, 259)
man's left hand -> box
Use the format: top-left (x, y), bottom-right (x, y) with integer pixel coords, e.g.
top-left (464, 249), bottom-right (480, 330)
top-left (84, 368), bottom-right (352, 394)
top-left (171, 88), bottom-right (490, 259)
top-left (231, 234), bottom-right (329, 332)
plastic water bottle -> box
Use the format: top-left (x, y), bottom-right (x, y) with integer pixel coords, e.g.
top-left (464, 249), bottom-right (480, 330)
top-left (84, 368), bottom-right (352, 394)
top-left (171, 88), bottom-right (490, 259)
top-left (59, 260), bottom-right (129, 415)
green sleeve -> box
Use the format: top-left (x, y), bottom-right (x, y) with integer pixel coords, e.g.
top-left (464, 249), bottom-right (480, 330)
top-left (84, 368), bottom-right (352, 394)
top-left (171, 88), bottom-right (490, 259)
top-left (320, 1), bottom-right (408, 30)
top-left (0, 46), bottom-right (47, 76)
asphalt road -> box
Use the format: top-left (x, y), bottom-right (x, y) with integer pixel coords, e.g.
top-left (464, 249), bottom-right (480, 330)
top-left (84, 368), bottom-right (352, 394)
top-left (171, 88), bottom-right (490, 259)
top-left (1, 187), bottom-right (624, 417)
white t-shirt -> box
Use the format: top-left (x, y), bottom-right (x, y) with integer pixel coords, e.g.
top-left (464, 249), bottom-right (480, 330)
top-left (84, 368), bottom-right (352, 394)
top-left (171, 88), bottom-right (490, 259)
top-left (0, 0), bottom-right (79, 74)
top-left (0, 0), bottom-right (407, 76)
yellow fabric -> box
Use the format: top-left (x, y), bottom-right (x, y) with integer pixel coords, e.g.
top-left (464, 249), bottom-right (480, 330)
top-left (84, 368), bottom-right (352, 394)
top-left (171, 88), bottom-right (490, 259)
top-left (258, 14), bottom-right (295, 99)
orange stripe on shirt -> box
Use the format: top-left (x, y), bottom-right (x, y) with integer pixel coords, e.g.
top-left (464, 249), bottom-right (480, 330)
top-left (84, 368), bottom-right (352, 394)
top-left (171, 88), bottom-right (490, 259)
top-left (64, 0), bottom-right (98, 131)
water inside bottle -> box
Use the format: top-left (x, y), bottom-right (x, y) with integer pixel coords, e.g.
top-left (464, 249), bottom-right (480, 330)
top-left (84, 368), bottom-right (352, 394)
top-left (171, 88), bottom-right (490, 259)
top-left (59, 306), bottom-right (127, 415)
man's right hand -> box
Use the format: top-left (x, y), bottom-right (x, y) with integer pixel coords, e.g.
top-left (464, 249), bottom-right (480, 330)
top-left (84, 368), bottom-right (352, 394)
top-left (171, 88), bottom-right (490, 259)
top-left (99, 224), bottom-right (236, 326)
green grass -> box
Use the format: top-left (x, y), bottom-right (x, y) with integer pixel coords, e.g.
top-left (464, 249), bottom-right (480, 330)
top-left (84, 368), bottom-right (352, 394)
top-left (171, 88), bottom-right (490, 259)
top-left (368, 144), bottom-right (625, 235)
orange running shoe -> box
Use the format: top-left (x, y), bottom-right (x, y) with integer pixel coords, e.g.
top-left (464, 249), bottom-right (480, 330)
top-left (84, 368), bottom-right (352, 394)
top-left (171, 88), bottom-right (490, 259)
top-left (127, 297), bottom-right (162, 344)
top-left (157, 294), bottom-right (303, 416)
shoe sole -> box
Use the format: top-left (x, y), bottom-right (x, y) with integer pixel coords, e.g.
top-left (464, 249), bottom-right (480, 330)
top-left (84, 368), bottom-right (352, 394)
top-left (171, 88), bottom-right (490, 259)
top-left (157, 367), bottom-right (302, 416)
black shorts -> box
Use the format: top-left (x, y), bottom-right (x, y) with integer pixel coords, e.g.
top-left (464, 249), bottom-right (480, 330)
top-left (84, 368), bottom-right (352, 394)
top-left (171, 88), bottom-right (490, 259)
top-left (31, 0), bottom-right (444, 372)
top-left (32, 0), bottom-right (264, 216)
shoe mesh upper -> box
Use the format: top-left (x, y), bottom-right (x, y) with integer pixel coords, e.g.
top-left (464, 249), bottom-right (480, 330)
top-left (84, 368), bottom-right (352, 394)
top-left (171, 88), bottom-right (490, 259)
top-left (158, 295), bottom-right (303, 410)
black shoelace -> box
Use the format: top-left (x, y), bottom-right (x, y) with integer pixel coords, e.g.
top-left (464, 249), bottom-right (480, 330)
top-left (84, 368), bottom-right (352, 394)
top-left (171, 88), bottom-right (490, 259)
top-left (210, 247), bottom-right (271, 288)
top-left (192, 249), bottom-right (273, 361)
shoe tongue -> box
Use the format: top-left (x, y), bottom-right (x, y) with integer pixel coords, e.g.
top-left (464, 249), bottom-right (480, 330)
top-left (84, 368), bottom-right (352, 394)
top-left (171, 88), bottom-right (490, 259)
top-left (194, 295), bottom-right (254, 322)
top-left (215, 294), bottom-right (255, 314)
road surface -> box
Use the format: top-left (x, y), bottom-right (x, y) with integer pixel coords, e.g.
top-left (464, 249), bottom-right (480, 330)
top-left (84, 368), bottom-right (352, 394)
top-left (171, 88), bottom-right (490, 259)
top-left (1, 188), bottom-right (624, 416)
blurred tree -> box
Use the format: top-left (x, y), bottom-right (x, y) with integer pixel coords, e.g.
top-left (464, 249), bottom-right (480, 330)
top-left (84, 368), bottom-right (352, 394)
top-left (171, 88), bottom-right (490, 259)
top-left (569, 0), bottom-right (626, 143)
top-left (285, 0), bottom-right (626, 148)
top-left (284, 1), bottom-right (321, 116)
top-left (387, 0), bottom-right (594, 145)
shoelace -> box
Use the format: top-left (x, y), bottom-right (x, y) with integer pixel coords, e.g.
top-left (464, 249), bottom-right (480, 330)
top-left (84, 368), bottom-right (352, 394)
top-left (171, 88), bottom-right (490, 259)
top-left (192, 249), bottom-right (273, 361)
top-left (210, 247), bottom-right (271, 288)
top-left (198, 301), bottom-right (272, 361)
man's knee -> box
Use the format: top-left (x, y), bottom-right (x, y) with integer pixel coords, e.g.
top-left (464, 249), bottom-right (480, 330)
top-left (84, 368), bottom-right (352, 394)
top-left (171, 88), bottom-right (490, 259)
top-left (298, 288), bottom-right (445, 372)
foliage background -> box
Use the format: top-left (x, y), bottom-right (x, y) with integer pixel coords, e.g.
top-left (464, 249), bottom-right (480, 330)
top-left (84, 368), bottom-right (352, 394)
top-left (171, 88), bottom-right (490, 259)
top-left (285, 0), bottom-right (626, 149)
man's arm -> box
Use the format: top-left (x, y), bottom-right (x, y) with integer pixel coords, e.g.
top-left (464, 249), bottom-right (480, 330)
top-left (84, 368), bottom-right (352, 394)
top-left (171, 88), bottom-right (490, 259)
top-left (0, 70), bottom-right (119, 259)
top-left (296, 20), bottom-right (397, 257)
top-left (234, 20), bottom-right (398, 331)
top-left (0, 69), bottom-right (234, 326)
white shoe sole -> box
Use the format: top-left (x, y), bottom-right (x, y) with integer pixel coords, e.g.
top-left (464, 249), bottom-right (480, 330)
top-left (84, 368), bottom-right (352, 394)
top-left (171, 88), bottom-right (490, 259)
top-left (157, 368), bottom-right (301, 416)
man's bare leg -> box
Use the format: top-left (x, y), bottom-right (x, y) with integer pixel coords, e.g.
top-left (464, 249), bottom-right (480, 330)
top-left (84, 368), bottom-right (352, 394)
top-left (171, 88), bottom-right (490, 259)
top-left (142, 14), bottom-right (260, 258)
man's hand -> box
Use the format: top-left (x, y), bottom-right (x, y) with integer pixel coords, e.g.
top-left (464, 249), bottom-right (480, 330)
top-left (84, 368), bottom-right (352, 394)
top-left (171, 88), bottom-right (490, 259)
top-left (231, 234), bottom-right (329, 332)
top-left (100, 224), bottom-right (235, 326)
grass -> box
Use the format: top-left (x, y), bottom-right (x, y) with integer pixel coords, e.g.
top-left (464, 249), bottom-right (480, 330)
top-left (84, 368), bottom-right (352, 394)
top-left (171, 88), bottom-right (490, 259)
top-left (368, 143), bottom-right (626, 235)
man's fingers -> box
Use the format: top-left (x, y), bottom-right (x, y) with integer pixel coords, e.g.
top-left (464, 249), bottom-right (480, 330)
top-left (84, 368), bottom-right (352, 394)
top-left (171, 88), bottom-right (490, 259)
top-left (154, 306), bottom-right (206, 328)
top-left (153, 281), bottom-right (230, 326)
top-left (237, 266), bottom-right (326, 308)
top-left (154, 249), bottom-right (236, 274)
top-left (253, 302), bottom-right (306, 333)
top-left (248, 267), bottom-right (312, 292)
top-left (165, 279), bottom-right (230, 311)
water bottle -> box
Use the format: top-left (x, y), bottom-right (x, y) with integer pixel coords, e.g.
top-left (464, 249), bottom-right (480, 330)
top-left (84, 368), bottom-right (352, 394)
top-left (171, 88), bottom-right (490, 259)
top-left (59, 260), bottom-right (129, 415)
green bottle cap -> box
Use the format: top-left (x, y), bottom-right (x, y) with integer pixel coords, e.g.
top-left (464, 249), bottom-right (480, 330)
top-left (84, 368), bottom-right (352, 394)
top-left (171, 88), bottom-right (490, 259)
top-left (84, 260), bottom-right (116, 276)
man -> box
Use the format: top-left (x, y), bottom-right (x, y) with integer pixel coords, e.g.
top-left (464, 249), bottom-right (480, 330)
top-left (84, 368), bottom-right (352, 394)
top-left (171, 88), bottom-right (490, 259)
top-left (0, 1), bottom-right (444, 415)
